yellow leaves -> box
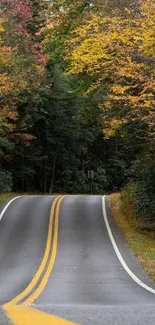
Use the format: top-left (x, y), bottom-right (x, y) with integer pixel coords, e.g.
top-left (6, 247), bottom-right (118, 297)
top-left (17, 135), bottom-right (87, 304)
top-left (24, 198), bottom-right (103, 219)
top-left (135, 0), bottom-right (155, 58)
top-left (104, 128), bottom-right (116, 138)
top-left (66, 28), bottom-right (121, 77)
top-left (140, 29), bottom-right (155, 56)
top-left (86, 78), bottom-right (103, 94)
top-left (46, 23), bottom-right (54, 30)
top-left (140, 92), bottom-right (155, 109)
top-left (0, 106), bottom-right (18, 135)
top-left (32, 64), bottom-right (45, 75)
top-left (0, 72), bottom-right (27, 97)
top-left (0, 26), bottom-right (5, 32)
top-left (66, 15), bottom-right (134, 78)
top-left (0, 18), bottom-right (6, 33)
top-left (141, 0), bottom-right (155, 19)
top-left (73, 15), bottom-right (110, 39)
top-left (65, 0), bottom-right (155, 76)
top-left (104, 118), bottom-right (124, 138)
top-left (7, 111), bottom-right (18, 120)
top-left (0, 74), bottom-right (15, 96)
top-left (117, 60), bottom-right (146, 82)
top-left (112, 85), bottom-right (130, 95)
top-left (61, 0), bottom-right (155, 139)
top-left (124, 8), bottom-right (131, 15)
top-left (144, 100), bottom-right (152, 108)
top-left (0, 40), bottom-right (30, 135)
top-left (128, 96), bottom-right (139, 106)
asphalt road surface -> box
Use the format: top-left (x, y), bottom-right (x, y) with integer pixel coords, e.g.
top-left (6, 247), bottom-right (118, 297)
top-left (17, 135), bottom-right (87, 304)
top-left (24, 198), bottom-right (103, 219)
top-left (0, 195), bottom-right (155, 325)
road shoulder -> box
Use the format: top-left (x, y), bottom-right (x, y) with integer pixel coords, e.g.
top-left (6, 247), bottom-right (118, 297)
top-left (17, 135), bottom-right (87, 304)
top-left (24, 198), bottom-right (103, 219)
top-left (105, 195), bottom-right (155, 289)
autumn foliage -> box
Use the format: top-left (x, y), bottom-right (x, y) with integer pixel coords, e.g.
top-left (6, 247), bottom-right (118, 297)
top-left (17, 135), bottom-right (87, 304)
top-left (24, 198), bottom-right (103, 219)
top-left (64, 0), bottom-right (155, 138)
top-left (0, 0), bottom-right (47, 142)
top-left (1, 0), bottom-right (155, 209)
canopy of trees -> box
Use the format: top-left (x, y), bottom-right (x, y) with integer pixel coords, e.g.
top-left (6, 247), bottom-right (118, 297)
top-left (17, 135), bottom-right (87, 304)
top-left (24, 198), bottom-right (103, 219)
top-left (0, 0), bottom-right (155, 222)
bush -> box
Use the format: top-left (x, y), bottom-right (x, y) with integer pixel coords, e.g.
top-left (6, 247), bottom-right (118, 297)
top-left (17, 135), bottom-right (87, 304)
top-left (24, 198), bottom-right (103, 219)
top-left (92, 168), bottom-right (108, 194)
top-left (0, 170), bottom-right (13, 194)
top-left (121, 182), bottom-right (137, 222)
top-left (134, 186), bottom-right (155, 223)
top-left (121, 168), bottom-right (155, 227)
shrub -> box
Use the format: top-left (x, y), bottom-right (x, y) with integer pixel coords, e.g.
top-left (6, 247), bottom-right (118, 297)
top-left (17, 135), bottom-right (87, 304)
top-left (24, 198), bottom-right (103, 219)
top-left (121, 182), bottom-right (137, 223)
top-left (121, 170), bottom-right (155, 227)
top-left (0, 170), bottom-right (13, 194)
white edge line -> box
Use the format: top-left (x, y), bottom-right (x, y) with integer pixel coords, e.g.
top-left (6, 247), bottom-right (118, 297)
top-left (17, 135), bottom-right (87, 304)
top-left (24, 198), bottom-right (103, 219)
top-left (102, 195), bottom-right (155, 295)
top-left (0, 196), bottom-right (22, 222)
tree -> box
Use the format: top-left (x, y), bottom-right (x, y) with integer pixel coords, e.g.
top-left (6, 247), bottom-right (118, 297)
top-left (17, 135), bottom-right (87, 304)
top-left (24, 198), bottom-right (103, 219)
top-left (64, 0), bottom-right (155, 142)
top-left (0, 0), bottom-right (47, 143)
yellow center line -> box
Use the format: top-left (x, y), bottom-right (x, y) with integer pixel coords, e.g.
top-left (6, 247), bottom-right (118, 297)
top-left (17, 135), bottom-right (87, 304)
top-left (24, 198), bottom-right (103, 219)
top-left (3, 194), bottom-right (77, 325)
top-left (4, 304), bottom-right (77, 325)
top-left (23, 195), bottom-right (66, 305)
top-left (4, 195), bottom-right (62, 308)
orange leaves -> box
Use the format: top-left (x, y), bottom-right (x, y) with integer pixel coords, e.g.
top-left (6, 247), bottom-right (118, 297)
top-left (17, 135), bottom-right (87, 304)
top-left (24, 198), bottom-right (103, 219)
top-left (0, 106), bottom-right (18, 136)
top-left (9, 133), bottom-right (36, 145)
top-left (0, 1), bottom-right (48, 142)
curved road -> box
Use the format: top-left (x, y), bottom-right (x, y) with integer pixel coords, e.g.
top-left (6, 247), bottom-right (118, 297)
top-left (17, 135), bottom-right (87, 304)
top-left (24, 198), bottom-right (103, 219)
top-left (0, 195), bottom-right (155, 324)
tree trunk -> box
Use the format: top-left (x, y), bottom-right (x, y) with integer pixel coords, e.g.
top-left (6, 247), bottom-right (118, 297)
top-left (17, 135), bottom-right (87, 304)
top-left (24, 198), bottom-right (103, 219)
top-left (49, 152), bottom-right (58, 194)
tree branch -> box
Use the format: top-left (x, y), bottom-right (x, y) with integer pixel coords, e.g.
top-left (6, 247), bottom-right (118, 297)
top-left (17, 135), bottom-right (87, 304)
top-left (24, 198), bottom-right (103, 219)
top-left (132, 52), bottom-right (155, 66)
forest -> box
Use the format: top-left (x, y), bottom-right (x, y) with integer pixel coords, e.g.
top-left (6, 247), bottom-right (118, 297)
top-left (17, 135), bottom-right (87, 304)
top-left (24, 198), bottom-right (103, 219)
top-left (0, 0), bottom-right (155, 224)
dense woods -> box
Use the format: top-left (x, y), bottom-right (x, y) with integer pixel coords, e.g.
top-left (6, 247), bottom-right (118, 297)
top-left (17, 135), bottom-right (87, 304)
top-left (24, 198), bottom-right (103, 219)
top-left (0, 0), bottom-right (155, 222)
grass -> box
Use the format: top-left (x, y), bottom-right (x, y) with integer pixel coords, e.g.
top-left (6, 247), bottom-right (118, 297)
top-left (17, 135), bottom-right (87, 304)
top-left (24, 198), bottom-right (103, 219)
top-left (0, 192), bottom-right (34, 204)
top-left (0, 193), bottom-right (16, 204)
top-left (110, 193), bottom-right (155, 281)
top-left (0, 192), bottom-right (65, 204)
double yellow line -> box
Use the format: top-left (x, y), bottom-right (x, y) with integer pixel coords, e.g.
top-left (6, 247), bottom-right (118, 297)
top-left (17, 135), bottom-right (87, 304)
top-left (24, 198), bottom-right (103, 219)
top-left (4, 195), bottom-right (66, 308)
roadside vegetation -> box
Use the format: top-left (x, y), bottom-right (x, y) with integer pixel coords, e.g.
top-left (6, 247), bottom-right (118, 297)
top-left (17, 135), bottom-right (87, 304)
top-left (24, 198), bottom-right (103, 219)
top-left (110, 192), bottom-right (155, 280)
top-left (0, 193), bottom-right (15, 204)
top-left (1, 0), bottom-right (155, 249)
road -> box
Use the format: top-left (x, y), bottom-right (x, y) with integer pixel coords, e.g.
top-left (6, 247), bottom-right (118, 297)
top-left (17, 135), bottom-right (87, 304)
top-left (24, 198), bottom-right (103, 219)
top-left (0, 195), bottom-right (155, 325)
